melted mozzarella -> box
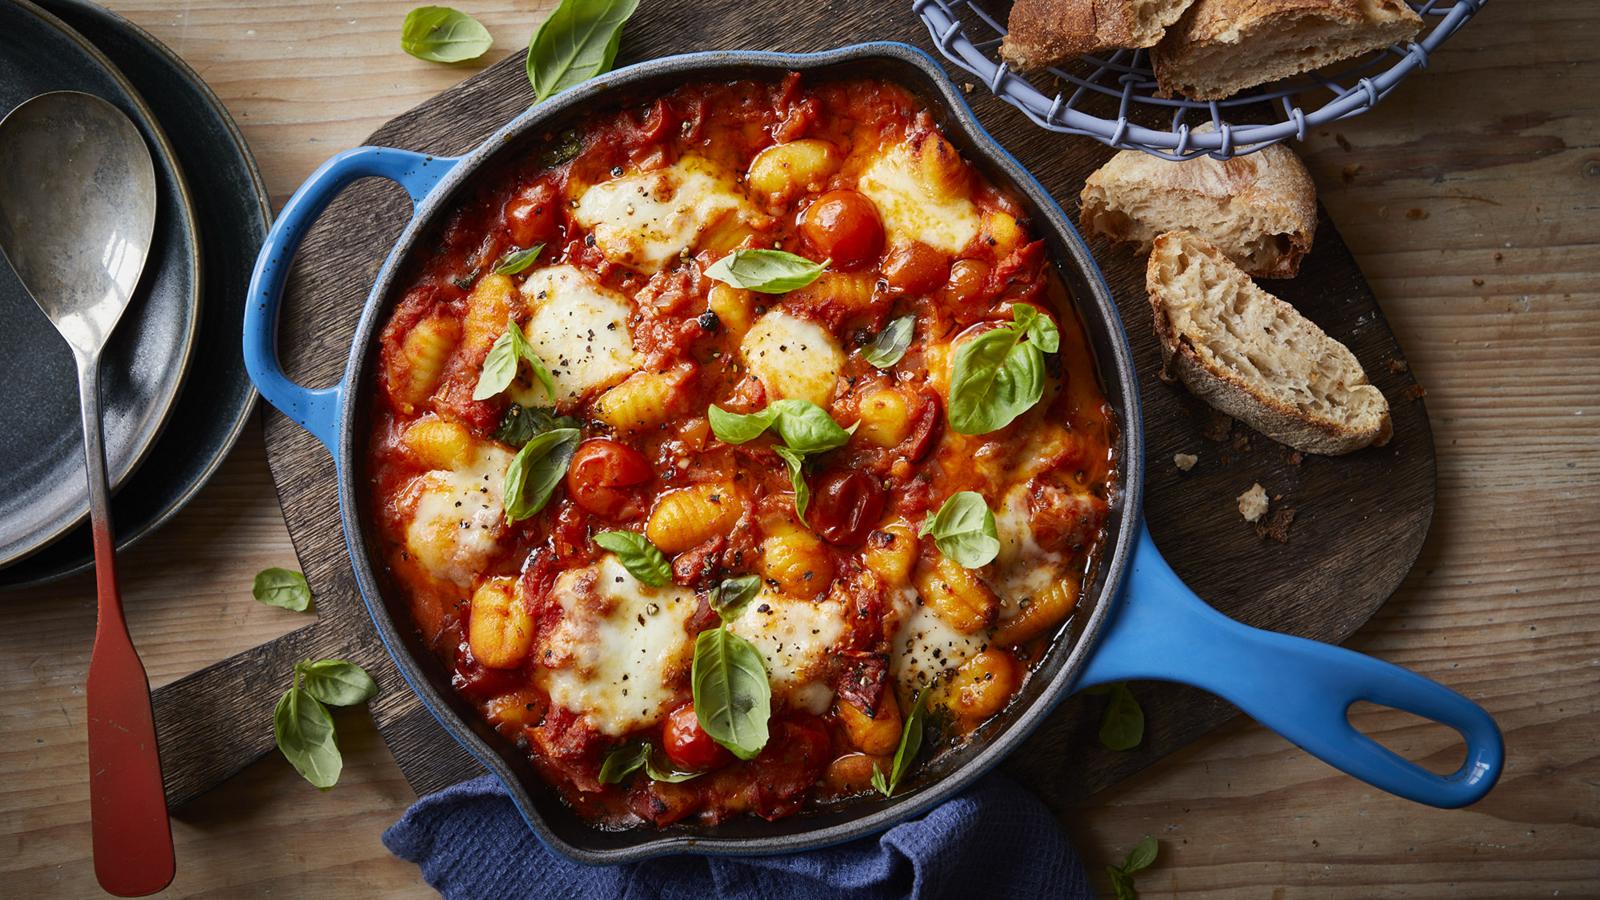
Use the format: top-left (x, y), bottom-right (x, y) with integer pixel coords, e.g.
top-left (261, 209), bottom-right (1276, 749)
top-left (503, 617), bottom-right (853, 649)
top-left (727, 592), bottom-right (846, 714)
top-left (516, 265), bottom-right (638, 406)
top-left (535, 555), bottom-right (696, 736)
top-left (740, 310), bottom-right (844, 407)
top-left (857, 147), bottom-right (980, 254)
top-left (403, 444), bottom-right (513, 588)
top-left (573, 156), bottom-right (751, 274)
top-left (891, 591), bottom-right (987, 698)
top-left (992, 483), bottom-right (1062, 610)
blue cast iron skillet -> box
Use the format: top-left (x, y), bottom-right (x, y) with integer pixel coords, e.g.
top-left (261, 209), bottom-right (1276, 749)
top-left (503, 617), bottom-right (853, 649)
top-left (243, 43), bottom-right (1503, 864)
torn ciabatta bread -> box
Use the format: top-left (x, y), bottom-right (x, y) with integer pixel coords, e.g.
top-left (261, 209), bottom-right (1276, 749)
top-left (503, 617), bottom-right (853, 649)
top-left (1153, 0), bottom-right (1423, 100)
top-left (1001, 0), bottom-right (1199, 71)
top-left (1080, 133), bottom-right (1317, 278)
top-left (1147, 231), bottom-right (1391, 454)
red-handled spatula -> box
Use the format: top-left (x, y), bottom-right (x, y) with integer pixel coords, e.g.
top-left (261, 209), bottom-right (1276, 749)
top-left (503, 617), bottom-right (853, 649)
top-left (0, 91), bottom-right (175, 896)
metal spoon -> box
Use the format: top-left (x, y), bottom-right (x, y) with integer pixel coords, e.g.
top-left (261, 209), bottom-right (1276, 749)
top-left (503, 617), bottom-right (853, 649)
top-left (0, 91), bottom-right (175, 897)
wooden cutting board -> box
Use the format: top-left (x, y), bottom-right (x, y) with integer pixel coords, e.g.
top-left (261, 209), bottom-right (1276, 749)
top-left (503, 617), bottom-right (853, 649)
top-left (151, 0), bottom-right (1434, 814)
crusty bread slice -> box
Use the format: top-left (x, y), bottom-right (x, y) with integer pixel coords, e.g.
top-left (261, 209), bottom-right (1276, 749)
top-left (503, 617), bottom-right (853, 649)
top-left (1002, 0), bottom-right (1199, 71)
top-left (1153, 0), bottom-right (1423, 100)
top-left (1080, 133), bottom-right (1317, 278)
top-left (1147, 231), bottom-right (1391, 454)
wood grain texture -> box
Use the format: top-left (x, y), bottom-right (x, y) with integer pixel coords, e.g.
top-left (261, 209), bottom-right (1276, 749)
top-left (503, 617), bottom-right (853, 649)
top-left (1, 1), bottom-right (1595, 897)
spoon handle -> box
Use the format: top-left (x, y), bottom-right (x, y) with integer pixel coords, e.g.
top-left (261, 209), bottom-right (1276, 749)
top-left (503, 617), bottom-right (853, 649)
top-left (77, 355), bottom-right (176, 897)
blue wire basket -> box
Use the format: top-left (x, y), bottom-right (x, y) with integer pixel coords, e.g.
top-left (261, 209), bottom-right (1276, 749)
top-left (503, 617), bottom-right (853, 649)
top-left (914, 0), bottom-right (1485, 160)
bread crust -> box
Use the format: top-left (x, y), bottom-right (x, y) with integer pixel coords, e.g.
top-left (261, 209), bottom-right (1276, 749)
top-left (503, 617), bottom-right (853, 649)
top-left (1147, 231), bottom-right (1391, 455)
top-left (1002, 0), bottom-right (1197, 70)
top-left (1153, 0), bottom-right (1423, 99)
top-left (1080, 140), bottom-right (1317, 278)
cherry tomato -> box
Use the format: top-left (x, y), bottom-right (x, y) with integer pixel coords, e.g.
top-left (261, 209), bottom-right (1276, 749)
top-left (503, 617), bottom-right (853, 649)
top-left (662, 702), bottom-right (733, 771)
top-left (503, 180), bottom-right (562, 248)
top-left (565, 439), bottom-right (652, 517)
top-left (800, 190), bottom-right (884, 269)
top-left (810, 469), bottom-right (888, 548)
top-left (882, 242), bottom-right (949, 294)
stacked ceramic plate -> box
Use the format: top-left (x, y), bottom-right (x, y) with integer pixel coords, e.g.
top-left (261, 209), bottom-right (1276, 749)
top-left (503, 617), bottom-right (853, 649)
top-left (0, 0), bottom-right (268, 588)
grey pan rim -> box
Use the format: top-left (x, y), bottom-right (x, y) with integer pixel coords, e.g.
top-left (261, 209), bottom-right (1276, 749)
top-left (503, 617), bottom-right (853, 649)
top-left (0, 0), bottom-right (265, 588)
top-left (330, 42), bottom-right (1144, 863)
top-left (0, 0), bottom-right (202, 569)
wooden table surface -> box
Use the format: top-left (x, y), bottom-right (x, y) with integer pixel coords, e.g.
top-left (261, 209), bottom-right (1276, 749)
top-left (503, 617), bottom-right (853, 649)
top-left (2, 1), bottom-right (1596, 896)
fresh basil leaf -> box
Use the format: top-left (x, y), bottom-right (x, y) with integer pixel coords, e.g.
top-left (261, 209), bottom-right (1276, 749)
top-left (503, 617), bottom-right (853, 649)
top-left (919, 492), bottom-right (1000, 568)
top-left (400, 6), bottom-right (492, 63)
top-left (1098, 682), bottom-right (1144, 751)
top-left (864, 315), bottom-right (915, 369)
top-left (506, 316), bottom-right (558, 401)
top-left (504, 427), bottom-right (580, 522)
top-left (1107, 865), bottom-right (1137, 900)
top-left (474, 320), bottom-right (523, 401)
top-left (947, 325), bottom-right (1044, 435)
top-left (691, 626), bottom-right (771, 759)
top-left (875, 686), bottom-right (931, 797)
top-left (598, 741), bottom-right (649, 784)
top-left (708, 404), bottom-right (781, 444)
top-left (774, 445), bottom-right (810, 521)
top-left (525, 0), bottom-right (640, 102)
top-left (1123, 835), bottom-right (1158, 874)
top-left (594, 531), bottom-right (672, 587)
top-left (492, 243), bottom-right (544, 275)
top-left (495, 404), bottom-right (578, 446)
top-left (769, 399), bottom-right (852, 454)
top-left (538, 128), bottom-right (584, 168)
top-left (710, 575), bottom-right (762, 622)
top-left (274, 683), bottom-right (341, 790)
top-left (1013, 303), bottom-right (1060, 353)
top-left (253, 567), bottom-right (310, 612)
top-left (704, 249), bottom-right (827, 294)
top-left (295, 659), bottom-right (378, 707)
top-left (644, 747), bottom-right (704, 783)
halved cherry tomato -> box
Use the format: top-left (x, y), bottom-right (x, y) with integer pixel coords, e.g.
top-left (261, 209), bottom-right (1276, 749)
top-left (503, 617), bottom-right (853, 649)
top-left (810, 469), bottom-right (887, 548)
top-left (663, 701), bottom-right (733, 771)
top-left (565, 439), bottom-right (652, 517)
top-left (800, 190), bottom-right (884, 270)
top-left (503, 180), bottom-right (562, 248)
top-left (882, 242), bottom-right (949, 295)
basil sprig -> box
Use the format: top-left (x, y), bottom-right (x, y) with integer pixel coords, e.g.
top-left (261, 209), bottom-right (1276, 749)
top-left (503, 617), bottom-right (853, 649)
top-left (947, 303), bottom-right (1060, 435)
top-left (526, 0), bottom-right (640, 102)
top-left (871, 686), bottom-right (931, 798)
top-left (594, 531), bottom-right (672, 587)
top-left (273, 659), bottom-right (378, 790)
top-left (401, 6), bottom-right (492, 63)
top-left (692, 626), bottom-right (772, 760)
top-left (1084, 682), bottom-right (1145, 751)
top-left (704, 249), bottom-right (827, 294)
top-left (774, 446), bottom-right (811, 520)
top-left (503, 427), bottom-right (580, 522)
top-left (864, 315), bottom-right (916, 369)
top-left (492, 243), bottom-right (544, 275)
top-left (598, 741), bottom-right (706, 784)
top-left (1107, 835), bottom-right (1159, 900)
top-left (495, 404), bottom-right (578, 446)
top-left (253, 567), bottom-right (311, 612)
top-left (474, 317), bottom-right (557, 403)
top-left (710, 575), bottom-right (762, 622)
top-left (708, 399), bottom-right (851, 522)
top-left (919, 492), bottom-right (1000, 568)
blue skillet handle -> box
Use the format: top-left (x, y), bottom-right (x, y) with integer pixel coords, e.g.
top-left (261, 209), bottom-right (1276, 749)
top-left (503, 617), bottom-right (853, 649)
top-left (244, 147), bottom-right (460, 454)
top-left (1080, 523), bottom-right (1504, 808)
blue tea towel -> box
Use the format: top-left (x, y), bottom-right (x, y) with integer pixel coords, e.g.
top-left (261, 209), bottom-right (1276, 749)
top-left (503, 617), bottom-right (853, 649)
top-left (383, 773), bottom-right (1093, 899)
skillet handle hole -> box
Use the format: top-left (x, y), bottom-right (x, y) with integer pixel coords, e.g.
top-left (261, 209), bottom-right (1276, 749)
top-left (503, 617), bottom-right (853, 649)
top-left (1346, 700), bottom-right (1469, 778)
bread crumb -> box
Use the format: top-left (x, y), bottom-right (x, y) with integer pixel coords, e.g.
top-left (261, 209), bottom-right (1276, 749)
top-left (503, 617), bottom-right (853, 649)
top-left (1231, 432), bottom-right (1251, 452)
top-left (1387, 357), bottom-right (1409, 374)
top-left (1403, 383), bottom-right (1427, 400)
top-left (1202, 411), bottom-right (1234, 442)
top-left (1285, 449), bottom-right (1304, 466)
top-left (1237, 483), bottom-right (1269, 523)
top-left (1255, 507), bottom-right (1296, 543)
top-left (1174, 453), bottom-right (1198, 472)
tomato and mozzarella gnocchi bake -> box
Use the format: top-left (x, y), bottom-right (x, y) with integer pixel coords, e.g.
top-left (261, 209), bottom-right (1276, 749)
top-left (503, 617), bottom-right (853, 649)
top-left (368, 73), bottom-right (1118, 828)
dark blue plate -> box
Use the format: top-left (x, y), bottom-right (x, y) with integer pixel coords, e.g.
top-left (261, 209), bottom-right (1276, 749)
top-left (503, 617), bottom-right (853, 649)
top-left (0, 0), bottom-right (201, 570)
top-left (0, 0), bottom-right (265, 588)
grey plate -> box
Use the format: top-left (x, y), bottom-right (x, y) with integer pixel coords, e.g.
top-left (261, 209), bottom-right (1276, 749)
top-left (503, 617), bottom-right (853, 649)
top-left (0, 0), bottom-right (265, 589)
top-left (0, 0), bottom-right (200, 569)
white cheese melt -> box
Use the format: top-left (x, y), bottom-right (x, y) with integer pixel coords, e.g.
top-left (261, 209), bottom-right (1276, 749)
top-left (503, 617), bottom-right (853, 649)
top-left (534, 555), bottom-right (696, 737)
top-left (992, 483), bottom-right (1063, 610)
top-left (727, 592), bottom-right (846, 714)
top-left (891, 591), bottom-right (987, 699)
top-left (857, 146), bottom-right (981, 254)
top-left (739, 310), bottom-right (844, 407)
top-left (573, 156), bottom-right (750, 274)
top-left (403, 444), bottom-right (513, 588)
top-left (516, 265), bottom-right (638, 407)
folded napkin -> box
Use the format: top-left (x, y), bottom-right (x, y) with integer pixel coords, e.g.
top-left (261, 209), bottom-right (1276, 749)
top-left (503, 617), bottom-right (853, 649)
top-left (384, 773), bottom-right (1093, 899)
